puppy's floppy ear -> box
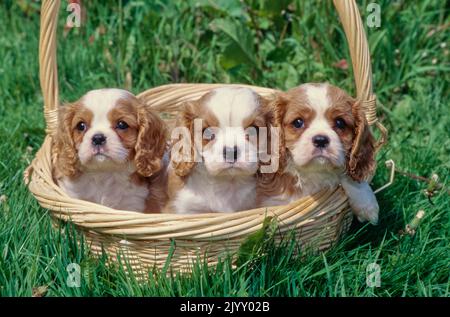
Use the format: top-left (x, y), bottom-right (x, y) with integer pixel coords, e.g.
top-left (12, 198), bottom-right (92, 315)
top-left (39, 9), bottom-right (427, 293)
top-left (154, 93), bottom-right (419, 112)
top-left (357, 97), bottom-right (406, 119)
top-left (134, 103), bottom-right (167, 177)
top-left (171, 101), bottom-right (197, 177)
top-left (54, 103), bottom-right (81, 178)
top-left (262, 92), bottom-right (288, 176)
top-left (347, 101), bottom-right (376, 182)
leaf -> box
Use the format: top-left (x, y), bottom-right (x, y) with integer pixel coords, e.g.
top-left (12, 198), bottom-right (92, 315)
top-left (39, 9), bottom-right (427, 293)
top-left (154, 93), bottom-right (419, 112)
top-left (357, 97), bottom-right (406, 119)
top-left (16, 0), bottom-right (40, 16)
top-left (236, 216), bottom-right (275, 267)
top-left (219, 43), bottom-right (250, 70)
top-left (285, 64), bottom-right (299, 88)
top-left (259, 0), bottom-right (292, 17)
top-left (162, 239), bottom-right (176, 276)
top-left (123, 31), bottom-right (137, 67)
top-left (393, 96), bottom-right (413, 118)
top-left (368, 29), bottom-right (388, 54)
top-left (80, 258), bottom-right (96, 288)
top-left (211, 18), bottom-right (258, 70)
top-left (257, 0), bottom-right (292, 29)
top-left (266, 38), bottom-right (297, 63)
top-left (2, 243), bottom-right (8, 260)
top-left (196, 0), bottom-right (244, 18)
top-left (258, 16), bottom-right (272, 30)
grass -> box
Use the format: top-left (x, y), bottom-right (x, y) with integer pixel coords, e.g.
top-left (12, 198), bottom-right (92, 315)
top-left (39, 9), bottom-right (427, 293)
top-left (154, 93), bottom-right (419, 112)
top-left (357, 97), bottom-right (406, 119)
top-left (0, 0), bottom-right (449, 297)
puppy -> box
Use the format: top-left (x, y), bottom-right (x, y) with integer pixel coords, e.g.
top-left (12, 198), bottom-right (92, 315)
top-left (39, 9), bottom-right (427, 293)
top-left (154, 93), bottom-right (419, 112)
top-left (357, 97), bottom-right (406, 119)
top-left (166, 87), bottom-right (272, 214)
top-left (259, 83), bottom-right (379, 224)
top-left (53, 88), bottom-right (168, 212)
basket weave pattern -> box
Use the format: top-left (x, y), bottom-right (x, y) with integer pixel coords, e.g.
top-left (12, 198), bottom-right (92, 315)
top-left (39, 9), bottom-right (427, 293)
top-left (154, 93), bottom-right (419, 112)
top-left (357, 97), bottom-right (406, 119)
top-left (24, 0), bottom-right (385, 273)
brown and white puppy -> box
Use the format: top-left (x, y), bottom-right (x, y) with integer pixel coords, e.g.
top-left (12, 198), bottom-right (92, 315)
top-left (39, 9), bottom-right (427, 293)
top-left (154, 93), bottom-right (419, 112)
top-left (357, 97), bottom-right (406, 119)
top-left (259, 83), bottom-right (379, 224)
top-left (53, 88), bottom-right (168, 213)
top-left (166, 87), bottom-right (273, 214)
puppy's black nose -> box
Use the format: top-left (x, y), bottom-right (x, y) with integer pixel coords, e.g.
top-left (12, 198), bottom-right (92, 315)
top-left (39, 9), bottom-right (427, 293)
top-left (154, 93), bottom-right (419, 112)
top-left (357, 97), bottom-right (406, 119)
top-left (312, 135), bottom-right (330, 148)
top-left (223, 146), bottom-right (239, 162)
top-left (92, 134), bottom-right (106, 146)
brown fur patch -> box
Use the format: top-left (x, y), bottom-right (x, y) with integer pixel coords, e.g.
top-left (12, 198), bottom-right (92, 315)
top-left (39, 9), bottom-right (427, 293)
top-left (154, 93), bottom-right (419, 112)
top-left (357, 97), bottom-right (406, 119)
top-left (347, 102), bottom-right (376, 181)
top-left (133, 100), bottom-right (167, 178)
top-left (107, 98), bottom-right (139, 154)
top-left (325, 86), bottom-right (376, 181)
top-left (130, 167), bottom-right (169, 213)
top-left (53, 101), bottom-right (93, 178)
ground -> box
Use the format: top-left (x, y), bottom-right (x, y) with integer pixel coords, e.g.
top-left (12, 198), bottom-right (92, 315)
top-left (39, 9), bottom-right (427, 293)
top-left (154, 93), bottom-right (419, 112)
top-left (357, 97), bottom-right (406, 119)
top-left (0, 0), bottom-right (448, 296)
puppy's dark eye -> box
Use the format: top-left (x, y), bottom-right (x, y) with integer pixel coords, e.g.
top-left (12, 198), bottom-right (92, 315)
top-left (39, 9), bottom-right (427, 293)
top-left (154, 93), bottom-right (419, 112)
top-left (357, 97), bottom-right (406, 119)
top-left (292, 118), bottom-right (304, 129)
top-left (203, 127), bottom-right (215, 141)
top-left (76, 122), bottom-right (87, 132)
top-left (116, 120), bottom-right (129, 130)
top-left (335, 118), bottom-right (346, 130)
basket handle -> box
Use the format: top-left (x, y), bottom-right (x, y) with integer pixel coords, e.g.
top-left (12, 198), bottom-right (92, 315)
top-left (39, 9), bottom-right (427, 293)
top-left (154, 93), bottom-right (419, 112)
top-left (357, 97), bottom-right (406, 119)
top-left (333, 0), bottom-right (374, 106)
top-left (38, 0), bottom-right (387, 150)
top-left (39, 0), bottom-right (61, 135)
top-left (333, 0), bottom-right (387, 153)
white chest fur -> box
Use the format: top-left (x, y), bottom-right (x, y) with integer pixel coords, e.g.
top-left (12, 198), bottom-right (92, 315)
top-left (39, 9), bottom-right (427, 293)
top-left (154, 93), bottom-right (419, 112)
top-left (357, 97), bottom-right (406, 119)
top-left (173, 166), bottom-right (257, 214)
top-left (59, 171), bottom-right (149, 212)
top-left (261, 161), bottom-right (342, 207)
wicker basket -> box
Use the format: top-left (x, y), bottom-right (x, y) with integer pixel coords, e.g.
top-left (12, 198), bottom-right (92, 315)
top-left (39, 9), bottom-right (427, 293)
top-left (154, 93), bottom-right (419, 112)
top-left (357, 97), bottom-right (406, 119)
top-left (24, 0), bottom-right (388, 274)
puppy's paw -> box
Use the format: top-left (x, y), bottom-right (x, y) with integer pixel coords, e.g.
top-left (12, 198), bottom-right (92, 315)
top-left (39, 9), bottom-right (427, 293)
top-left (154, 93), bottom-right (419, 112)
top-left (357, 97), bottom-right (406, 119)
top-left (341, 178), bottom-right (380, 226)
top-left (352, 201), bottom-right (379, 225)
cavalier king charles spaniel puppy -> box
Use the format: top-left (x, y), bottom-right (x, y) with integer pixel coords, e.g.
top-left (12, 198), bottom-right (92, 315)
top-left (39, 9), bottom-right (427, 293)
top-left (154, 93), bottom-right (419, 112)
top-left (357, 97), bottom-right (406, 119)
top-left (53, 88), bottom-right (168, 213)
top-left (259, 83), bottom-right (379, 224)
top-left (166, 87), bottom-right (274, 214)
